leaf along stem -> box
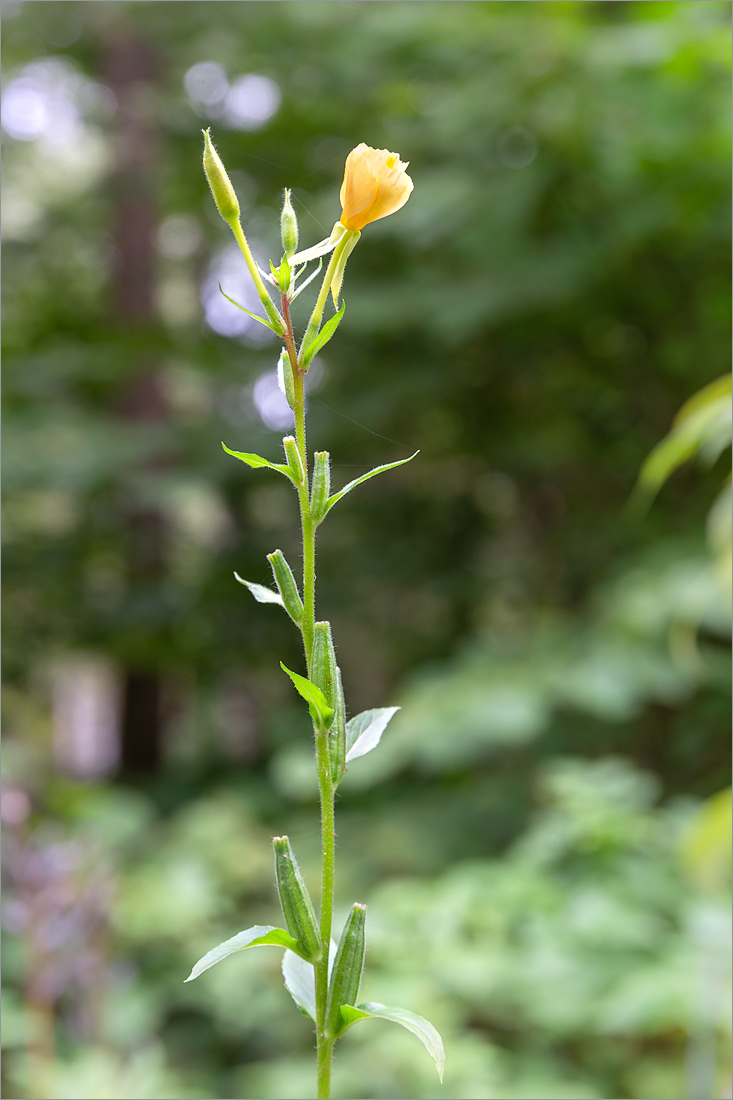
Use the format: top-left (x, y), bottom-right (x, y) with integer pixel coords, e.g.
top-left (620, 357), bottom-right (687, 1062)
top-left (282, 291), bottom-right (336, 1100)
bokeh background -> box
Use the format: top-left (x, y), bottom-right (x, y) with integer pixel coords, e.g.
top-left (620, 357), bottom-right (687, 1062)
top-left (2, 2), bottom-right (731, 1099)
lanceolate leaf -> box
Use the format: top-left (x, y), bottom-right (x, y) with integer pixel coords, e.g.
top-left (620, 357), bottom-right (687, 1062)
top-left (222, 441), bottom-right (293, 479)
top-left (345, 707), bottom-right (400, 763)
top-left (323, 452), bottom-right (419, 516)
top-left (282, 941), bottom-right (338, 1021)
top-left (218, 283), bottom-right (283, 336)
top-left (280, 663), bottom-right (334, 729)
top-left (234, 573), bottom-right (284, 607)
top-left (185, 926), bottom-right (297, 983)
top-left (282, 949), bottom-right (316, 1020)
top-left (339, 1002), bottom-right (445, 1082)
top-left (300, 301), bottom-right (346, 369)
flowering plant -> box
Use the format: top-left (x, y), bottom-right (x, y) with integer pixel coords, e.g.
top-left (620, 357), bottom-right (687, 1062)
top-left (187, 133), bottom-right (443, 1100)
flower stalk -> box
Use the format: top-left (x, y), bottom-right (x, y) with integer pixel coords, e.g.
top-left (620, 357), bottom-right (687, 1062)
top-left (189, 136), bottom-right (445, 1100)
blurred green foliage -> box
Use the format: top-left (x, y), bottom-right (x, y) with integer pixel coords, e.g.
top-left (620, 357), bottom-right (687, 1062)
top-left (2, 2), bottom-right (730, 1098)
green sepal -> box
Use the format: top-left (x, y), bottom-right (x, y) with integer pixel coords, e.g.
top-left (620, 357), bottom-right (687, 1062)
top-left (222, 441), bottom-right (293, 480)
top-left (324, 903), bottom-right (367, 1038)
top-left (218, 283), bottom-right (284, 336)
top-left (338, 1002), bottom-right (445, 1082)
top-left (301, 301), bottom-right (346, 370)
top-left (234, 572), bottom-right (284, 607)
top-left (273, 836), bottom-right (322, 963)
top-left (267, 550), bottom-right (304, 626)
top-left (280, 663), bottom-right (334, 729)
top-left (185, 925), bottom-right (297, 983)
top-left (310, 451), bottom-right (331, 523)
top-left (330, 230), bottom-right (360, 307)
top-left (324, 451), bottom-right (419, 515)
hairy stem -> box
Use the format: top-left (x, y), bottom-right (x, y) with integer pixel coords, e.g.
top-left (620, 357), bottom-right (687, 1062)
top-left (283, 292), bottom-right (335, 1100)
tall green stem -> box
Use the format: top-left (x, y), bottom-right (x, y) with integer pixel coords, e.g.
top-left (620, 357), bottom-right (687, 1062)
top-left (283, 293), bottom-right (335, 1100)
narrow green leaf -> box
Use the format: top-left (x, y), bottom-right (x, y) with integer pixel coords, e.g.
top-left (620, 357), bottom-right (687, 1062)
top-left (222, 441), bottom-right (293, 479)
top-left (185, 926), bottom-right (297, 983)
top-left (300, 301), bottom-right (346, 369)
top-left (234, 573), bottom-right (284, 607)
top-left (324, 452), bottom-right (419, 516)
top-left (339, 1002), bottom-right (445, 1082)
top-left (345, 707), bottom-right (400, 763)
top-left (218, 283), bottom-right (283, 335)
top-left (280, 663), bottom-right (334, 728)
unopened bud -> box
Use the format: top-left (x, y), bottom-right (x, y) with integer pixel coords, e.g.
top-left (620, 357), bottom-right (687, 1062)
top-left (278, 349), bottom-right (296, 411)
top-left (325, 903), bottom-right (367, 1037)
top-left (280, 188), bottom-right (299, 258)
top-left (282, 434), bottom-right (304, 484)
top-left (202, 128), bottom-right (240, 227)
top-left (273, 836), bottom-right (322, 963)
top-left (310, 451), bottom-right (331, 522)
top-left (267, 550), bottom-right (304, 626)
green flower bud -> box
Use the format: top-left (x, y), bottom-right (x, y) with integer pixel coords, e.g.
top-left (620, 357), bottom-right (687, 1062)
top-left (278, 349), bottom-right (296, 411)
top-left (202, 129), bottom-right (240, 228)
top-left (312, 621), bottom-right (338, 712)
top-left (282, 434), bottom-right (304, 484)
top-left (325, 903), bottom-right (367, 1038)
top-left (267, 550), bottom-right (304, 626)
top-left (273, 835), bottom-right (322, 962)
top-left (310, 451), bottom-right (331, 522)
top-left (280, 188), bottom-right (299, 258)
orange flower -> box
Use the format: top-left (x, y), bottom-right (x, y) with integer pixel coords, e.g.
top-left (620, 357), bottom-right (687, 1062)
top-left (339, 143), bottom-right (413, 232)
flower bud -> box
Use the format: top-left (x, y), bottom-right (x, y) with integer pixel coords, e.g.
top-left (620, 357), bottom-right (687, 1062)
top-left (325, 903), bottom-right (367, 1037)
top-left (202, 129), bottom-right (240, 228)
top-left (282, 434), bottom-right (304, 484)
top-left (267, 550), bottom-right (304, 626)
top-left (273, 835), bottom-right (322, 963)
top-left (310, 451), bottom-right (331, 522)
top-left (280, 188), bottom-right (299, 258)
top-left (312, 621), bottom-right (338, 712)
top-left (278, 349), bottom-right (296, 411)
top-left (339, 144), bottom-right (413, 232)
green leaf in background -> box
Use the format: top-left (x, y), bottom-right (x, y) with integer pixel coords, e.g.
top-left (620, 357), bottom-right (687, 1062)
top-left (233, 573), bottom-right (285, 607)
top-left (221, 442), bottom-right (293, 479)
top-left (323, 452), bottom-right (419, 516)
top-left (339, 1002), bottom-right (445, 1082)
top-left (218, 283), bottom-right (283, 336)
top-left (280, 663), bottom-right (334, 729)
top-left (300, 300), bottom-right (346, 369)
top-left (185, 926), bottom-right (297, 983)
top-left (345, 707), bottom-right (400, 763)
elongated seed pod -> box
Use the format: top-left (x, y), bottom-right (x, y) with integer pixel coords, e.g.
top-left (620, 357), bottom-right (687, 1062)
top-left (282, 434), bottom-right (304, 482)
top-left (330, 666), bottom-right (346, 786)
top-left (325, 903), bottom-right (367, 1037)
top-left (267, 550), bottom-right (304, 625)
top-left (310, 451), bottom-right (331, 522)
top-left (273, 836), bottom-right (322, 962)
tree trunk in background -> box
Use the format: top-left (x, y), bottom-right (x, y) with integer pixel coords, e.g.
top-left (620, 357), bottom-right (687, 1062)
top-left (101, 27), bottom-right (165, 774)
